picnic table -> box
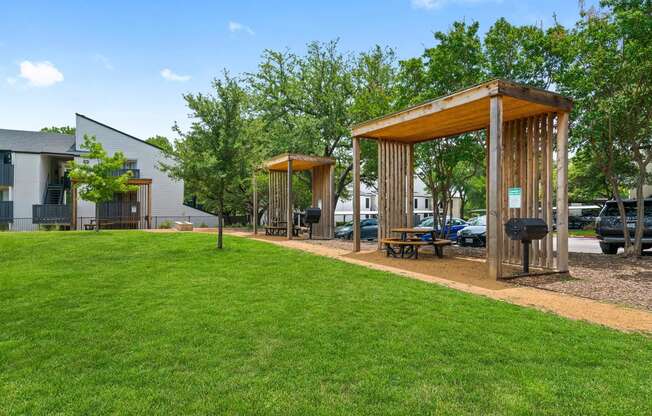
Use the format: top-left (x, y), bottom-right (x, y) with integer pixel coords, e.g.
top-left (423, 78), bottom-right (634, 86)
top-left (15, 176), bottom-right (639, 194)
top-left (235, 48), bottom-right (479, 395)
top-left (381, 227), bottom-right (452, 259)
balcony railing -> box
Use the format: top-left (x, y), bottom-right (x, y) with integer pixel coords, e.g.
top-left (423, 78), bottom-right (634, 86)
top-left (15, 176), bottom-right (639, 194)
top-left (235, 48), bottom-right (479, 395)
top-left (32, 204), bottom-right (71, 224)
top-left (110, 169), bottom-right (140, 179)
top-left (0, 201), bottom-right (13, 223)
top-left (0, 163), bottom-right (13, 186)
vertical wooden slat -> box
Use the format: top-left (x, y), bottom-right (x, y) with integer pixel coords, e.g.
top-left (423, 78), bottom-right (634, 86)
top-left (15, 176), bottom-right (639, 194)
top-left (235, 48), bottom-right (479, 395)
top-left (252, 172), bottom-right (258, 235)
top-left (556, 112), bottom-right (570, 272)
top-left (532, 116), bottom-right (541, 266)
top-left (287, 160), bottom-right (293, 240)
top-left (503, 120), bottom-right (511, 263)
top-left (527, 116), bottom-right (534, 264)
top-left (545, 113), bottom-right (554, 269)
top-left (488, 96), bottom-right (503, 280)
top-left (353, 137), bottom-right (361, 252)
top-left (377, 141), bottom-right (384, 247)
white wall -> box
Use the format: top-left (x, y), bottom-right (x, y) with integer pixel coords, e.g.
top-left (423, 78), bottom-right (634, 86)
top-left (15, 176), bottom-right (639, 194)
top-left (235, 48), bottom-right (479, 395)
top-left (75, 115), bottom-right (215, 219)
top-left (11, 153), bottom-right (44, 218)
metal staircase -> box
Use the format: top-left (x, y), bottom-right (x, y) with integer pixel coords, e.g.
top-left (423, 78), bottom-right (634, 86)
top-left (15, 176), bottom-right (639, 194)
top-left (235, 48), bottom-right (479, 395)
top-left (44, 183), bottom-right (64, 204)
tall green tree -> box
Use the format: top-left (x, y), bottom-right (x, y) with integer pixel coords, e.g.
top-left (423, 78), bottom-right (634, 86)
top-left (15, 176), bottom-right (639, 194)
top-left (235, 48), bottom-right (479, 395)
top-left (41, 126), bottom-right (76, 135)
top-left (163, 74), bottom-right (250, 248)
top-left (557, 0), bottom-right (652, 255)
top-left (398, 21), bottom-right (486, 232)
top-left (146, 135), bottom-right (173, 152)
top-left (67, 135), bottom-right (137, 231)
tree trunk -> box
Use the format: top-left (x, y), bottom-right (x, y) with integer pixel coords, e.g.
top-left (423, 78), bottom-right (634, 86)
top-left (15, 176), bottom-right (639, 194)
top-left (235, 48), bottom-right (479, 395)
top-left (633, 165), bottom-right (647, 256)
top-left (217, 201), bottom-right (224, 249)
top-left (611, 178), bottom-right (631, 255)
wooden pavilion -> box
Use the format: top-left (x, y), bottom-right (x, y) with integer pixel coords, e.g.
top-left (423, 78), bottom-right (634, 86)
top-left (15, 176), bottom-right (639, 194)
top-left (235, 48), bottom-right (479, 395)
top-left (71, 178), bottom-right (152, 230)
top-left (253, 153), bottom-right (336, 240)
top-left (350, 79), bottom-right (573, 279)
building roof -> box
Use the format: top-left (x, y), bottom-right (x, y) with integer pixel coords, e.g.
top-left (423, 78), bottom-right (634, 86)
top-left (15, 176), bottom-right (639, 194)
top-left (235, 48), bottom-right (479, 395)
top-left (351, 79), bottom-right (573, 142)
top-left (0, 129), bottom-right (78, 155)
top-left (263, 153), bottom-right (336, 171)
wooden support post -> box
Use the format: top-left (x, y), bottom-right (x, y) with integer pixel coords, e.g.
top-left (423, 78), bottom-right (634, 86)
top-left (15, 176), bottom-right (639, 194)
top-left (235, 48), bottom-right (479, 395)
top-left (485, 127), bottom-right (490, 261)
top-left (329, 163), bottom-right (335, 239)
top-left (488, 96), bottom-right (503, 279)
top-left (147, 183), bottom-right (152, 229)
top-left (353, 137), bottom-right (361, 252)
top-left (406, 143), bottom-right (414, 227)
top-left (252, 172), bottom-right (258, 235)
top-left (556, 112), bottom-right (570, 272)
top-left (545, 113), bottom-right (554, 269)
top-left (287, 160), bottom-right (293, 240)
top-left (71, 185), bottom-right (77, 230)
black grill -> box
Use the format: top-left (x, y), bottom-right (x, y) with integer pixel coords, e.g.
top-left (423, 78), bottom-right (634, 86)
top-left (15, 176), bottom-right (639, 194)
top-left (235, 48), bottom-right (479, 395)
top-left (304, 207), bottom-right (321, 239)
top-left (504, 218), bottom-right (549, 273)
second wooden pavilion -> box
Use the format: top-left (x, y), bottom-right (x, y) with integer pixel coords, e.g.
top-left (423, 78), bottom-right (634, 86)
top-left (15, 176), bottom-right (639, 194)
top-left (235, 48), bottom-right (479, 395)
top-left (253, 153), bottom-right (336, 240)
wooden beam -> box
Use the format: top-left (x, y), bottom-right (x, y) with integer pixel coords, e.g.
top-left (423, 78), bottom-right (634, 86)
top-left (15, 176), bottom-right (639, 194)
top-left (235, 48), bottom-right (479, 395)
top-left (497, 82), bottom-right (573, 112)
top-left (352, 81), bottom-right (500, 137)
top-left (287, 159), bottom-right (293, 240)
top-left (487, 96), bottom-right (503, 280)
top-left (556, 112), bottom-right (570, 271)
top-left (353, 137), bottom-right (361, 252)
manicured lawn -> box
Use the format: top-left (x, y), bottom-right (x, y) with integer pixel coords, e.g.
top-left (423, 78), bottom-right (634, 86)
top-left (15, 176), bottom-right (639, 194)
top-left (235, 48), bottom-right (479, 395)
top-left (568, 229), bottom-right (596, 238)
top-left (1, 231), bottom-right (650, 415)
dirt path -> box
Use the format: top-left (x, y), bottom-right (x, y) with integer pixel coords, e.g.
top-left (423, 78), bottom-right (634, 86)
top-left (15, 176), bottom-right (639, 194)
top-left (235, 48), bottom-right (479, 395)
top-left (223, 230), bottom-right (652, 333)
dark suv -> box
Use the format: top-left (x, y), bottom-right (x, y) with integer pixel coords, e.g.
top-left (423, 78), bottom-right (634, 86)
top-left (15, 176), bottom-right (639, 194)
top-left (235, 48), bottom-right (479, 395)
top-left (595, 199), bottom-right (652, 254)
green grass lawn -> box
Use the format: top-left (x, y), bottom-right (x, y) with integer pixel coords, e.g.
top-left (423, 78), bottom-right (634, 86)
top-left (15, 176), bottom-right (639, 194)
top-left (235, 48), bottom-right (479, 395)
top-left (1, 231), bottom-right (650, 415)
top-left (568, 229), bottom-right (596, 238)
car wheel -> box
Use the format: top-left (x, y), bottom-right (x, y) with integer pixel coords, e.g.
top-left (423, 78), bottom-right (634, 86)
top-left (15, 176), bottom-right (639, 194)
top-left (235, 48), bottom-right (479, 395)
top-left (600, 242), bottom-right (618, 255)
top-left (347, 232), bottom-right (353, 240)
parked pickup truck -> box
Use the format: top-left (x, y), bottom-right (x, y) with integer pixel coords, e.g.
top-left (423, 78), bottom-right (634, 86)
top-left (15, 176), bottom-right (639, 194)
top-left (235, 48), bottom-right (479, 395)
top-left (595, 199), bottom-right (652, 254)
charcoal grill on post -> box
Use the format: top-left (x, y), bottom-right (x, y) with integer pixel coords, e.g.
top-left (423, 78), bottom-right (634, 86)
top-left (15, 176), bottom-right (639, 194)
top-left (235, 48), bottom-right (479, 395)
top-left (504, 218), bottom-right (548, 274)
top-left (304, 207), bottom-right (321, 240)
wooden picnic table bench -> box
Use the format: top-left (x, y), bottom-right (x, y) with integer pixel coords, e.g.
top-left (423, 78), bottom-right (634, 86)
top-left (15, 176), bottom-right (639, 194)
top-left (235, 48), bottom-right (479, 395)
top-left (264, 225), bottom-right (300, 237)
top-left (381, 238), bottom-right (431, 259)
top-left (389, 227), bottom-right (453, 258)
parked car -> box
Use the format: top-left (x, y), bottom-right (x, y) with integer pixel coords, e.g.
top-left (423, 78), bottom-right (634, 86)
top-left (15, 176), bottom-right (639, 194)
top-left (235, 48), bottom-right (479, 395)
top-left (416, 216), bottom-right (468, 242)
top-left (595, 199), bottom-right (652, 254)
top-left (458, 215), bottom-right (487, 247)
top-left (335, 218), bottom-right (378, 240)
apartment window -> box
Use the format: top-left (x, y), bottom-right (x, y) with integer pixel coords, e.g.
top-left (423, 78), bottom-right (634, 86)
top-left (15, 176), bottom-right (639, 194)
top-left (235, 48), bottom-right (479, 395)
top-left (425, 198), bottom-right (430, 209)
top-left (414, 198), bottom-right (418, 209)
top-left (365, 197), bottom-right (370, 209)
top-left (124, 160), bottom-right (138, 170)
top-left (0, 151), bottom-right (11, 165)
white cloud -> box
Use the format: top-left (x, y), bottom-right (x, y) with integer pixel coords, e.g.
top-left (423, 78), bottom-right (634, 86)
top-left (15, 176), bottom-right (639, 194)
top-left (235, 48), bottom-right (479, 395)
top-left (18, 61), bottom-right (64, 87)
top-left (6, 77), bottom-right (17, 86)
top-left (160, 68), bottom-right (191, 82)
top-left (411, 0), bottom-right (502, 10)
top-left (94, 53), bottom-right (114, 70)
top-left (228, 21), bottom-right (255, 36)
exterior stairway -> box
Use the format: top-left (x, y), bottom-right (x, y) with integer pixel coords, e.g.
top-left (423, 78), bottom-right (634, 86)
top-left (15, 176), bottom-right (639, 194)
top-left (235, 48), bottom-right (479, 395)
top-left (44, 183), bottom-right (64, 205)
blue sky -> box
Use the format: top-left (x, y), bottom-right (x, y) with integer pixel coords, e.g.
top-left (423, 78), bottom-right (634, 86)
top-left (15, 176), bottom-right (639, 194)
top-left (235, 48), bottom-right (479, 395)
top-left (0, 0), bottom-right (597, 139)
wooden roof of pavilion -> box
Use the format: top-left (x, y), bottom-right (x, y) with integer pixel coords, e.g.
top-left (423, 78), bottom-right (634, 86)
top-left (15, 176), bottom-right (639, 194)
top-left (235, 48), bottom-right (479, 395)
top-left (263, 153), bottom-right (336, 171)
top-left (351, 79), bottom-right (573, 143)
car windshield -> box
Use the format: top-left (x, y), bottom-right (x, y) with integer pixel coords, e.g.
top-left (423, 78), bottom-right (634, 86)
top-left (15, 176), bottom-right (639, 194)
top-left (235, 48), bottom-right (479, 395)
top-left (468, 216), bottom-right (486, 226)
top-left (418, 217), bottom-right (433, 227)
top-left (601, 202), bottom-right (652, 217)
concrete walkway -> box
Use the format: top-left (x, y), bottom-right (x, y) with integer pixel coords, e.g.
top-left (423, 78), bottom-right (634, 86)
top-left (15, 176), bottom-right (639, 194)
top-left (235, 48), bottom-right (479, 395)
top-left (224, 230), bottom-right (652, 334)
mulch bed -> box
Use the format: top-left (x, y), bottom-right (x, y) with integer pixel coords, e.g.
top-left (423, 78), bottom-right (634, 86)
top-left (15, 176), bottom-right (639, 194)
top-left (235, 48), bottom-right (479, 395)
top-left (301, 238), bottom-right (652, 312)
top-left (447, 245), bottom-right (652, 311)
